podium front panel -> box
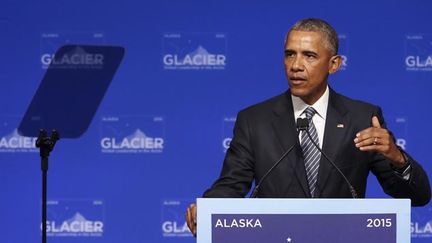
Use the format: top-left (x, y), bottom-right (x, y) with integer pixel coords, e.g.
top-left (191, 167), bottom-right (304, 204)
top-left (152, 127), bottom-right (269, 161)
top-left (197, 198), bottom-right (410, 243)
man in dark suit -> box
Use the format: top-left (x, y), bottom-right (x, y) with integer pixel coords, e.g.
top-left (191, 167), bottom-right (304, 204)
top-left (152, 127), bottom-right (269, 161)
top-left (186, 18), bottom-right (431, 236)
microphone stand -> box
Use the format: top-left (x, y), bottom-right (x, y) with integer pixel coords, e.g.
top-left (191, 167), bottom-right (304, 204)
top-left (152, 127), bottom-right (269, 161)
top-left (36, 129), bottom-right (60, 243)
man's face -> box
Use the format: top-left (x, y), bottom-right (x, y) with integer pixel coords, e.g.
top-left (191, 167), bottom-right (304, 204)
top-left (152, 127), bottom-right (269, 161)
top-left (284, 30), bottom-right (340, 105)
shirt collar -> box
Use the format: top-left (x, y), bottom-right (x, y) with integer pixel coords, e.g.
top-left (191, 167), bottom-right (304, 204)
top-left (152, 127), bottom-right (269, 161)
top-left (292, 85), bottom-right (329, 120)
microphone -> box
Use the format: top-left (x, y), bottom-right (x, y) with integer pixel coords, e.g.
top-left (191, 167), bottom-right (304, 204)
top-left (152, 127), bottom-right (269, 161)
top-left (297, 118), bottom-right (358, 198)
top-left (250, 120), bottom-right (302, 198)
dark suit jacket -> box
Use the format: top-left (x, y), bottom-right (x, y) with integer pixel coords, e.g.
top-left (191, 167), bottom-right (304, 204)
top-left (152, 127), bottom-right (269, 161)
top-left (204, 89), bottom-right (431, 206)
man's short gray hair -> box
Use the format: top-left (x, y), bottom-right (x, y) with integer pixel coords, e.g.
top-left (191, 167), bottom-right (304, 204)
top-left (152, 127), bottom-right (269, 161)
top-left (288, 18), bottom-right (339, 55)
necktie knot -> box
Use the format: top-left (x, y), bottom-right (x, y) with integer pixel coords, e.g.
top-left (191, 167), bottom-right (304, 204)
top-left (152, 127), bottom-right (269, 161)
top-left (303, 107), bottom-right (317, 120)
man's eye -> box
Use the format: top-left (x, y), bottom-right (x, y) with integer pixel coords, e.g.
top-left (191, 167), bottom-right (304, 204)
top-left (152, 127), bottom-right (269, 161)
top-left (285, 52), bottom-right (295, 57)
top-left (305, 54), bottom-right (317, 60)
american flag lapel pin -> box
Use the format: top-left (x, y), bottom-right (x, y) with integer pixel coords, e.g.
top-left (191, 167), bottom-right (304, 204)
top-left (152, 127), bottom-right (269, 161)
top-left (337, 123), bottom-right (344, 128)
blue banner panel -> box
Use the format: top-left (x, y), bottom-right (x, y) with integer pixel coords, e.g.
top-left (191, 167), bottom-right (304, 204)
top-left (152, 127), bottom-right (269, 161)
top-left (1, 1), bottom-right (432, 243)
top-left (212, 214), bottom-right (396, 243)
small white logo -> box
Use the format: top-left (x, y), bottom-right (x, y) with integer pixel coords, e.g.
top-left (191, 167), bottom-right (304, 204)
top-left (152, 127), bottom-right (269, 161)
top-left (162, 33), bottom-right (227, 70)
top-left (405, 34), bottom-right (432, 71)
top-left (101, 129), bottom-right (164, 153)
top-left (47, 212), bottom-right (103, 236)
top-left (41, 46), bottom-right (104, 69)
top-left (161, 199), bottom-right (193, 237)
top-left (40, 32), bottom-right (105, 69)
top-left (45, 199), bottom-right (104, 238)
top-left (100, 116), bottom-right (165, 154)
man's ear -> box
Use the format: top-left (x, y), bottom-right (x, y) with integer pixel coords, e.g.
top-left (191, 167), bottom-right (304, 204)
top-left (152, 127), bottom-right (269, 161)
top-left (328, 55), bottom-right (342, 74)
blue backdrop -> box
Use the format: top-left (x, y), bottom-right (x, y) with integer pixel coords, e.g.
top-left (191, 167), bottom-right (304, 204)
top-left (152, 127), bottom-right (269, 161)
top-left (1, 0), bottom-right (432, 242)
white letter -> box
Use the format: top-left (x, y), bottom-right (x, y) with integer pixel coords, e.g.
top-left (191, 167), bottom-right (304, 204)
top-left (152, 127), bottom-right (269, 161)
top-left (162, 221), bottom-right (173, 232)
top-left (215, 219), bottom-right (223, 228)
top-left (424, 222), bottom-right (432, 233)
top-left (405, 56), bottom-right (415, 67)
top-left (41, 54), bottom-right (52, 65)
top-left (95, 54), bottom-right (104, 64)
top-left (101, 138), bottom-right (111, 149)
top-left (396, 138), bottom-right (406, 150)
top-left (254, 219), bottom-right (262, 228)
top-left (217, 55), bottom-right (226, 65)
top-left (154, 138), bottom-right (164, 149)
top-left (163, 55), bottom-right (174, 65)
top-left (94, 221), bottom-right (103, 232)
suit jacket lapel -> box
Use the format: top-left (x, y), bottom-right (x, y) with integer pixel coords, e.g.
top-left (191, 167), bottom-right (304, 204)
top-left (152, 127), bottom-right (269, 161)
top-left (315, 89), bottom-right (348, 197)
top-left (271, 91), bottom-right (311, 197)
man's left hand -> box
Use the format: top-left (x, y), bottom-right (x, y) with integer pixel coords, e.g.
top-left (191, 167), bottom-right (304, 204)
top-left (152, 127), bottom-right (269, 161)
top-left (354, 116), bottom-right (407, 168)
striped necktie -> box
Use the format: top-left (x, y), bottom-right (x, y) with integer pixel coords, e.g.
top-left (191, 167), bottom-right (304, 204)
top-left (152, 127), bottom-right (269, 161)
top-left (300, 107), bottom-right (321, 197)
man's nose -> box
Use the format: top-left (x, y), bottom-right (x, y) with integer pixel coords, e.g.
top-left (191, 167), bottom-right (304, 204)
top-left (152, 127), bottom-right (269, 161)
top-left (290, 56), bottom-right (304, 71)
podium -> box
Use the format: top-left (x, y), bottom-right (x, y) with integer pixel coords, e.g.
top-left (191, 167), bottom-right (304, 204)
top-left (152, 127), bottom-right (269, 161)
top-left (197, 198), bottom-right (410, 243)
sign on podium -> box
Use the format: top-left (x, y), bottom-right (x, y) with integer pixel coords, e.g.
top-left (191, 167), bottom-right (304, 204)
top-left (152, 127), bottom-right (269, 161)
top-left (197, 198), bottom-right (410, 243)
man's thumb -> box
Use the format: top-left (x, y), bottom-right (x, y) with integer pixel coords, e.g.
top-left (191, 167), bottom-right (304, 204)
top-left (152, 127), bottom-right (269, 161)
top-left (372, 116), bottom-right (381, 128)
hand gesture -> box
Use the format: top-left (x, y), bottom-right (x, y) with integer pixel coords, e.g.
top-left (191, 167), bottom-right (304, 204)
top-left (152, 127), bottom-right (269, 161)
top-left (354, 116), bottom-right (406, 168)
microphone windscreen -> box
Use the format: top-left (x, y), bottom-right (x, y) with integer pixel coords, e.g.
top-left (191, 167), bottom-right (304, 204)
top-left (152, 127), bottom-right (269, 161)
top-left (296, 118), bottom-right (308, 130)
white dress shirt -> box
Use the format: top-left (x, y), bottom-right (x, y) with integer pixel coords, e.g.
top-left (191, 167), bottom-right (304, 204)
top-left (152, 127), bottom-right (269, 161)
top-left (292, 86), bottom-right (329, 149)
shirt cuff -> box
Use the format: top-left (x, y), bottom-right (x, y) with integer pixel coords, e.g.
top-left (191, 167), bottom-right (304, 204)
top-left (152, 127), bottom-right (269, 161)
top-left (391, 146), bottom-right (411, 180)
top-left (393, 164), bottom-right (411, 180)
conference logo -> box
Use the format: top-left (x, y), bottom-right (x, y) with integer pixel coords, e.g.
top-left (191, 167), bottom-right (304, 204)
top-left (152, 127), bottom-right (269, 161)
top-left (222, 117), bottom-right (236, 153)
top-left (45, 46), bottom-right (105, 70)
top-left (0, 117), bottom-right (37, 153)
top-left (338, 34), bottom-right (349, 71)
top-left (40, 32), bottom-right (105, 69)
top-left (161, 199), bottom-right (193, 237)
top-left (45, 199), bottom-right (104, 237)
top-left (405, 34), bottom-right (432, 71)
top-left (162, 33), bottom-right (227, 70)
top-left (100, 116), bottom-right (165, 154)
top-left (411, 207), bottom-right (432, 238)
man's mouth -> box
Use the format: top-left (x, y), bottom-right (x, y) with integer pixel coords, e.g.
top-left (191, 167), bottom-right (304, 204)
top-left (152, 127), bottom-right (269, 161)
top-left (289, 76), bottom-right (307, 84)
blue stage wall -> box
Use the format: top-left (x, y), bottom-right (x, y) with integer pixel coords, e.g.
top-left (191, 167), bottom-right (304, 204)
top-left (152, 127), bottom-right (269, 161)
top-left (1, 0), bottom-right (432, 242)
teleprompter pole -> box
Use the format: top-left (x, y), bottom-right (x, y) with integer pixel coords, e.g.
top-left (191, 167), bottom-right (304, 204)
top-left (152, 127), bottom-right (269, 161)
top-left (36, 129), bottom-right (59, 243)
